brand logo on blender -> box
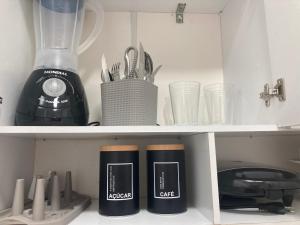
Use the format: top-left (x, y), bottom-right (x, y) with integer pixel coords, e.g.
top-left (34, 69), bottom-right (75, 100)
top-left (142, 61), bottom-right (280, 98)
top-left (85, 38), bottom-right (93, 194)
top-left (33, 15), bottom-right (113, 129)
top-left (44, 70), bottom-right (67, 76)
top-left (108, 193), bottom-right (132, 200)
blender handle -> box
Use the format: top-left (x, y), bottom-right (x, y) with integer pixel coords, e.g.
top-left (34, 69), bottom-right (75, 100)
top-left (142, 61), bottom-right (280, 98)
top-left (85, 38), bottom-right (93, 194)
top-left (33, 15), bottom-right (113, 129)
top-left (77, 0), bottom-right (104, 55)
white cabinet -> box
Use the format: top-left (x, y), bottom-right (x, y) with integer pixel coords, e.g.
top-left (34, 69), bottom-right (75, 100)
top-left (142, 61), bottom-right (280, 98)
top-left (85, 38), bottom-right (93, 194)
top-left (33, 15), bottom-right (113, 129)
top-left (2, 128), bottom-right (300, 225)
top-left (1, 1), bottom-right (300, 225)
top-left (263, 0), bottom-right (300, 127)
top-left (222, 0), bottom-right (300, 127)
top-left (221, 0), bottom-right (274, 125)
top-left (1, 0), bottom-right (298, 126)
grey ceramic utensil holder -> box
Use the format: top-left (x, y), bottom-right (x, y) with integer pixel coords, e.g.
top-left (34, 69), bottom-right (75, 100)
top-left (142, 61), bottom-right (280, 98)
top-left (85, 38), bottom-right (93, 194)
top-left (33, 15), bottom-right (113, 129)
top-left (101, 79), bottom-right (158, 126)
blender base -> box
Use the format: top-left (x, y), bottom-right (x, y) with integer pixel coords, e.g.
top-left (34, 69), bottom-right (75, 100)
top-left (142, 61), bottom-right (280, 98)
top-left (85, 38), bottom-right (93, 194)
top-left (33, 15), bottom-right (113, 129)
top-left (15, 69), bottom-right (89, 126)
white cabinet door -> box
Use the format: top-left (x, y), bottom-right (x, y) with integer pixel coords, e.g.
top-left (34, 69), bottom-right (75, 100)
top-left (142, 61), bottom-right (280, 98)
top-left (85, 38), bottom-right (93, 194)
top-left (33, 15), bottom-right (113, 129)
top-left (221, 0), bottom-right (275, 125)
top-left (264, 0), bottom-right (300, 127)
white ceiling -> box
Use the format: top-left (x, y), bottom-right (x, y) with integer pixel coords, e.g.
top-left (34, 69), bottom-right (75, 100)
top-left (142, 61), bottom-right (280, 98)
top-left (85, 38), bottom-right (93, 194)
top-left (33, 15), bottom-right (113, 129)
top-left (101, 0), bottom-right (230, 13)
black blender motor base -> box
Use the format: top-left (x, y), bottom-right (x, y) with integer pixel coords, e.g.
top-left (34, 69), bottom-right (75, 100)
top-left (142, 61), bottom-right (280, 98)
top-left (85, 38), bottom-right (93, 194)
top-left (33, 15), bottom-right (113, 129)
top-left (15, 69), bottom-right (89, 126)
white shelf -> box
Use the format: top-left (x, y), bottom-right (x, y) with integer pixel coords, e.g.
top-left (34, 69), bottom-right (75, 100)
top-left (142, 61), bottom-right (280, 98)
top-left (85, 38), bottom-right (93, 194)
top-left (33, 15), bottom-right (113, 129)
top-left (101, 0), bottom-right (229, 13)
top-left (69, 200), bottom-right (212, 225)
top-left (220, 199), bottom-right (300, 225)
top-left (0, 126), bottom-right (199, 139)
top-left (0, 125), bottom-right (284, 139)
top-left (289, 160), bottom-right (300, 164)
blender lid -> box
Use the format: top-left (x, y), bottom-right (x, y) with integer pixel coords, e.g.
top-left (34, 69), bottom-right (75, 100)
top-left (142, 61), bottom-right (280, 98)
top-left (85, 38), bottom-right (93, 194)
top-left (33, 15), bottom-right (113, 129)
top-left (40, 0), bottom-right (84, 13)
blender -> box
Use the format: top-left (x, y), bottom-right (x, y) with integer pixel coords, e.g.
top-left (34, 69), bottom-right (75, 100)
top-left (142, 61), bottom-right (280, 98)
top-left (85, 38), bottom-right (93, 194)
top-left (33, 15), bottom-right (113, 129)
top-left (15, 0), bottom-right (103, 126)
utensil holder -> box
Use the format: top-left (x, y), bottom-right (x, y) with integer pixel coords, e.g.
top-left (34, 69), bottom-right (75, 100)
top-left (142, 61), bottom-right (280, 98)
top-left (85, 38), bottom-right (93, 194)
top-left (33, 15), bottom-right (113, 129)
top-left (101, 79), bottom-right (158, 126)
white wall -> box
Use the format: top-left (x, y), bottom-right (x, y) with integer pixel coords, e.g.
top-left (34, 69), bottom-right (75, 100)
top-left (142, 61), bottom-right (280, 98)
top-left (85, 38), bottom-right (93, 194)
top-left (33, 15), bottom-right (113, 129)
top-left (221, 0), bottom-right (275, 125)
top-left (79, 12), bottom-right (132, 124)
top-left (216, 135), bottom-right (300, 172)
top-left (0, 136), bottom-right (35, 211)
top-left (0, 0), bottom-right (34, 125)
top-left (101, 0), bottom-right (229, 13)
top-left (137, 13), bottom-right (223, 125)
top-left (0, 0), bottom-right (36, 210)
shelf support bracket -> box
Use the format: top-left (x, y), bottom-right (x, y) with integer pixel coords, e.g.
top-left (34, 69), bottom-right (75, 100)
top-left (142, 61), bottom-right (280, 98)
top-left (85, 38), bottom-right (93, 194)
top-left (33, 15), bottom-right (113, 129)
top-left (176, 3), bottom-right (186, 24)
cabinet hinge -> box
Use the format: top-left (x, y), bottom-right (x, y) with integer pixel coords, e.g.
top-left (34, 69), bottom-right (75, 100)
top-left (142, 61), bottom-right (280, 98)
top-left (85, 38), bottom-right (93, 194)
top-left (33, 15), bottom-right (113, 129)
top-left (260, 78), bottom-right (286, 107)
top-left (176, 3), bottom-right (186, 24)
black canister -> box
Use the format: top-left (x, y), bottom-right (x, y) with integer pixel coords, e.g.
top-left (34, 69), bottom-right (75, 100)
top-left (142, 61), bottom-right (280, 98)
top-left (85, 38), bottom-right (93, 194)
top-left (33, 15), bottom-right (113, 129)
top-left (99, 145), bottom-right (139, 216)
top-left (146, 144), bottom-right (187, 214)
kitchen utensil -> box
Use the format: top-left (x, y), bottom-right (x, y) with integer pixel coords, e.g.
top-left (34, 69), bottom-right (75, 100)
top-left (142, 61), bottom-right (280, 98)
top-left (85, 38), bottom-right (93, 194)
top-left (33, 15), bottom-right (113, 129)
top-left (169, 81), bottom-right (201, 125)
top-left (124, 47), bottom-right (138, 79)
top-left (146, 144), bottom-right (187, 214)
top-left (111, 62), bottom-right (121, 81)
top-left (137, 43), bottom-right (147, 80)
top-left (148, 65), bottom-right (162, 83)
top-left (33, 178), bottom-right (46, 221)
top-left (12, 179), bottom-right (24, 216)
top-left (15, 0), bottom-right (104, 126)
top-left (145, 52), bottom-right (153, 80)
top-left (101, 54), bottom-right (111, 82)
top-left (204, 83), bottom-right (240, 124)
top-left (101, 70), bottom-right (109, 83)
top-left (99, 145), bottom-right (140, 216)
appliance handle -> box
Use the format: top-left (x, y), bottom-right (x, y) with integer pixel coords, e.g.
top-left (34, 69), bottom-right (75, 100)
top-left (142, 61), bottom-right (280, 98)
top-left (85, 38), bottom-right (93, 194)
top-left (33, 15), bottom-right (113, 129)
top-left (77, 0), bottom-right (104, 55)
top-left (233, 179), bottom-right (300, 189)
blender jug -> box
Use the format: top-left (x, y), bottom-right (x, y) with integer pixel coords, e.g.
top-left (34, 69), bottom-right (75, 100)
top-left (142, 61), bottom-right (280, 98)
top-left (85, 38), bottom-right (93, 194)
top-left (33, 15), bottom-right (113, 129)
top-left (15, 0), bottom-right (104, 126)
top-left (34, 0), bottom-right (103, 71)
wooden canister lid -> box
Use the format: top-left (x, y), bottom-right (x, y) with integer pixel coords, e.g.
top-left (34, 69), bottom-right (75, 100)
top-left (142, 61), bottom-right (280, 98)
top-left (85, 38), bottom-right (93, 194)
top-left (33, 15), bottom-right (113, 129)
top-left (100, 145), bottom-right (139, 152)
top-left (145, 144), bottom-right (184, 151)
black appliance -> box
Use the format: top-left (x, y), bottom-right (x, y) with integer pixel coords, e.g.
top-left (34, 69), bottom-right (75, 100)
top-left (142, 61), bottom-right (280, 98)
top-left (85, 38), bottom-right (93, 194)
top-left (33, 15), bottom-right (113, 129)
top-left (218, 161), bottom-right (300, 214)
top-left (15, 0), bottom-right (103, 126)
top-left (15, 69), bottom-right (88, 126)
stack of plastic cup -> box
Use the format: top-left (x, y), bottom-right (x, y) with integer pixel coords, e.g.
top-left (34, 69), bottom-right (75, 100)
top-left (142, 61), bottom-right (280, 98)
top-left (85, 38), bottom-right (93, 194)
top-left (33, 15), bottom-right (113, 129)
top-left (203, 83), bottom-right (240, 125)
top-left (169, 81), bottom-right (201, 126)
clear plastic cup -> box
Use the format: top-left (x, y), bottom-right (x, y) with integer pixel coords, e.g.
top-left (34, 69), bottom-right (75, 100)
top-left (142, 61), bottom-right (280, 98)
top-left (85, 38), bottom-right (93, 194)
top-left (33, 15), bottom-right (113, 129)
top-left (204, 83), bottom-right (240, 125)
top-left (199, 95), bottom-right (209, 125)
top-left (169, 81), bottom-right (201, 125)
